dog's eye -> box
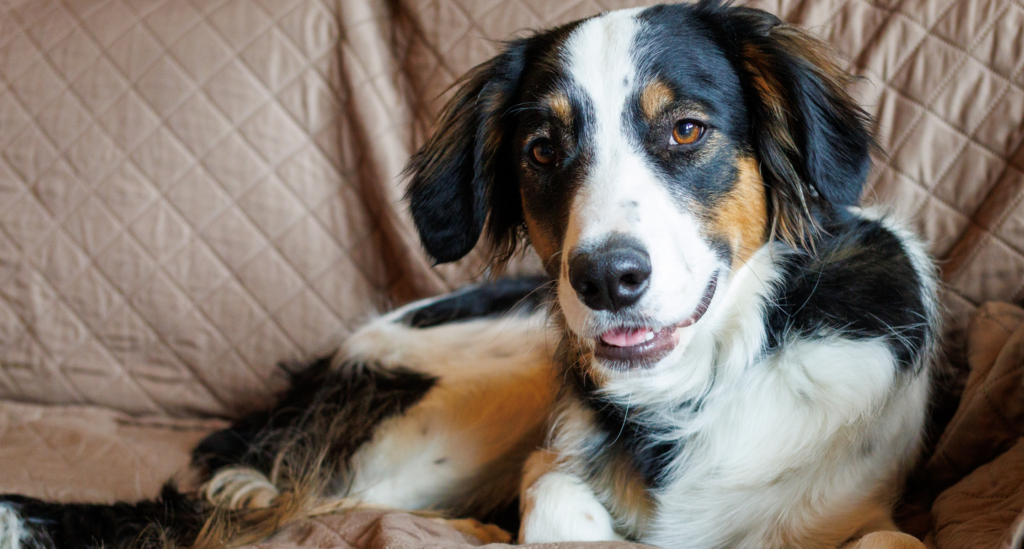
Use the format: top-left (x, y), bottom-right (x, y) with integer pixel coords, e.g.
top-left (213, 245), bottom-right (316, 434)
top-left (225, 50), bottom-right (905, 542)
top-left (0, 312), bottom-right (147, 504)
top-left (530, 139), bottom-right (557, 166)
top-left (671, 120), bottom-right (705, 145)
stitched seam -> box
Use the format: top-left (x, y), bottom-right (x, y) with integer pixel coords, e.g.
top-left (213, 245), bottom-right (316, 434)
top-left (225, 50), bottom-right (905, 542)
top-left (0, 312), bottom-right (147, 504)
top-left (948, 163), bottom-right (1024, 288)
top-left (0, 13), bottom-right (180, 413)
top-left (125, 1), bottom-right (354, 325)
top-left (976, 310), bottom-right (1022, 335)
top-left (880, 1), bottom-right (1005, 171)
top-left (886, 2), bottom-right (1024, 95)
top-left (52, 0), bottom-right (297, 410)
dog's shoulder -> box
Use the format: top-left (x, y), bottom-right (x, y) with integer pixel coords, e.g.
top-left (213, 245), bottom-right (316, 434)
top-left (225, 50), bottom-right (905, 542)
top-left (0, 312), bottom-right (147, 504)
top-left (763, 209), bottom-right (937, 371)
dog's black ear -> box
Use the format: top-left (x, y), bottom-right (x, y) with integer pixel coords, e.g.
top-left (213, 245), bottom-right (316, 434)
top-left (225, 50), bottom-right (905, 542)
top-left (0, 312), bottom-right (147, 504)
top-left (405, 42), bottom-right (529, 265)
top-left (705, 3), bottom-right (874, 245)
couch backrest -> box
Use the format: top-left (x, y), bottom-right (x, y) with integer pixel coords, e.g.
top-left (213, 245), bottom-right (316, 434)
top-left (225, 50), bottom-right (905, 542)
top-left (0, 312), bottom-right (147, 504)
top-left (1, 0), bottom-right (1022, 418)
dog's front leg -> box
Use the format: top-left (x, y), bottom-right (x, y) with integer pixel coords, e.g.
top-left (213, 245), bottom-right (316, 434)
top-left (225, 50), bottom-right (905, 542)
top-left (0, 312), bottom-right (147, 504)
top-left (518, 450), bottom-right (622, 543)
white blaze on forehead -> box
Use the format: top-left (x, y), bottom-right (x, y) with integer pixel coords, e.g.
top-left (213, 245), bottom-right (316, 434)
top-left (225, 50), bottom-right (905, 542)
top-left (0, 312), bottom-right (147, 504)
top-left (563, 9), bottom-right (644, 133)
top-left (561, 9), bottom-right (647, 244)
top-left (556, 9), bottom-right (723, 343)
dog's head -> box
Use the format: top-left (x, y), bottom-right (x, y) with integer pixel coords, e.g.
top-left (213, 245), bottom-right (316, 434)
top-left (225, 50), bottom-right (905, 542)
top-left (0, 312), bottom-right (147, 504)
top-left (406, 1), bottom-right (873, 372)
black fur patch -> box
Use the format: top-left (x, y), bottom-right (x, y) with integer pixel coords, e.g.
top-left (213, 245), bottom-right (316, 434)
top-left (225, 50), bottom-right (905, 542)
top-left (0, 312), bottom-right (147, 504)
top-left (193, 358), bottom-right (437, 485)
top-left (0, 485), bottom-right (203, 549)
top-left (764, 214), bottom-right (929, 370)
top-left (400, 276), bottom-right (551, 328)
top-left (629, 7), bottom-right (749, 211)
top-left (569, 366), bottom-right (680, 489)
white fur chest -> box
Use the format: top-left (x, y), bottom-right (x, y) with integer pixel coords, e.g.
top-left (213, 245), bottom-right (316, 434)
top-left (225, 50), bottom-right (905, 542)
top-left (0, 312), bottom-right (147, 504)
top-left (641, 339), bottom-right (930, 549)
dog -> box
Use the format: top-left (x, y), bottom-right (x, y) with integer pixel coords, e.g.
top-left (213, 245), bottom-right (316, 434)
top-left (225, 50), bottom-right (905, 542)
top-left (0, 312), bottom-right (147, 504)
top-left (0, 2), bottom-right (939, 548)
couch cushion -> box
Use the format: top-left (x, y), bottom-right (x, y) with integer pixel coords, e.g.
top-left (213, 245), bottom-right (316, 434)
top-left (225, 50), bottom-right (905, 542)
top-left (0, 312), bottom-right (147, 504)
top-left (1, 0), bottom-right (1023, 418)
top-left (0, 0), bottom-right (452, 418)
top-left (0, 400), bottom-right (223, 502)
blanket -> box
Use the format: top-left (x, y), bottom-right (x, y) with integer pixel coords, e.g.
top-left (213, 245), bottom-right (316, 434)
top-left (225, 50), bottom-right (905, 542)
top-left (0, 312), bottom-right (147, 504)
top-left (2, 0), bottom-right (1024, 547)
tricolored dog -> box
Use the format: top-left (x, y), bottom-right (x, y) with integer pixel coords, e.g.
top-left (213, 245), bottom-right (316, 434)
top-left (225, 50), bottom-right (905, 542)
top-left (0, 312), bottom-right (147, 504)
top-left (0, 2), bottom-right (938, 548)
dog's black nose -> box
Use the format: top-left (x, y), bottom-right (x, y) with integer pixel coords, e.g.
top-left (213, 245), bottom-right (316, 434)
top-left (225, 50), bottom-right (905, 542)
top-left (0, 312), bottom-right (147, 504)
top-left (569, 241), bottom-right (651, 312)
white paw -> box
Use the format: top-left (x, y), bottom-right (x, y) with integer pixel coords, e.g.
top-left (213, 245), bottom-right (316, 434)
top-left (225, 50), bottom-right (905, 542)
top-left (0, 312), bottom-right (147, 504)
top-left (202, 466), bottom-right (280, 510)
top-left (520, 470), bottom-right (622, 544)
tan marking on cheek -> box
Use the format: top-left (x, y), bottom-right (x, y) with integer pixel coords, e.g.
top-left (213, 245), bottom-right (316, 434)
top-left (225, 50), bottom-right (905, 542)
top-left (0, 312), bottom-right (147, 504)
top-left (713, 156), bottom-right (768, 268)
top-left (523, 210), bottom-right (561, 277)
top-left (640, 79), bottom-right (673, 121)
top-left (547, 93), bottom-right (572, 126)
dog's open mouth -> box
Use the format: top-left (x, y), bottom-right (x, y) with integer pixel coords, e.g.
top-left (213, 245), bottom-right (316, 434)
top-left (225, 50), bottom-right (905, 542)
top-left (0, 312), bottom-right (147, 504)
top-left (594, 272), bottom-right (718, 368)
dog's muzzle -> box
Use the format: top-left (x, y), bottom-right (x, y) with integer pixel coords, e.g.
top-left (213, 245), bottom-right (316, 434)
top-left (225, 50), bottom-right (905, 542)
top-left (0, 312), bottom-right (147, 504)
top-left (568, 239), bottom-right (651, 312)
top-left (592, 271), bottom-right (718, 370)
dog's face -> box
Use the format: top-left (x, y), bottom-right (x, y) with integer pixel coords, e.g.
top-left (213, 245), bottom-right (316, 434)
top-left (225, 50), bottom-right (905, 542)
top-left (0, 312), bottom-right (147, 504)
top-left (406, 1), bottom-right (872, 372)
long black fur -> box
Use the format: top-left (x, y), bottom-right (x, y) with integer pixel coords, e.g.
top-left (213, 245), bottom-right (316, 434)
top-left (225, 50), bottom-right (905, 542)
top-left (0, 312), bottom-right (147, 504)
top-left (0, 485), bottom-right (204, 549)
top-left (406, 1), bottom-right (875, 267)
top-left (765, 213), bottom-right (929, 371)
top-left (568, 364), bottom-right (680, 489)
top-left (193, 359), bottom-right (437, 490)
top-left (399, 276), bottom-right (550, 328)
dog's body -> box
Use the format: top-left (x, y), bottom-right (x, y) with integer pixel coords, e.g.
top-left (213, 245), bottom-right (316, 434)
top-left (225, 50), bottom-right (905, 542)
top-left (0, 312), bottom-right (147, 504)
top-left (0, 2), bottom-right (939, 549)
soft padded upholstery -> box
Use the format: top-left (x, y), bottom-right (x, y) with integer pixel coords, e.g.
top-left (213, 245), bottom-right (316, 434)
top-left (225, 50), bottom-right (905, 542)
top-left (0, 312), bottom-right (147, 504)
top-left (1, 0), bottom-right (1023, 547)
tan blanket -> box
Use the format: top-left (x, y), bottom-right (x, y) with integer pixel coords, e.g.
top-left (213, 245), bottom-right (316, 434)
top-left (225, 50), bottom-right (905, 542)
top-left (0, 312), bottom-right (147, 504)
top-left (231, 511), bottom-right (641, 549)
top-left (900, 302), bottom-right (1024, 549)
top-left (0, 400), bottom-right (224, 502)
top-left (2, 0), bottom-right (1024, 547)
top-left (1, 0), bottom-right (1023, 421)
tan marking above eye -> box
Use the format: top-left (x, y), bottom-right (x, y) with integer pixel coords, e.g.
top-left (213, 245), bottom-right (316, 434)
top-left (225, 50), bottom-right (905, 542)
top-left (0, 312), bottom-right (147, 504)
top-left (671, 120), bottom-right (705, 145)
top-left (640, 79), bottom-right (673, 120)
top-left (547, 93), bottom-right (572, 125)
top-left (711, 155), bottom-right (768, 268)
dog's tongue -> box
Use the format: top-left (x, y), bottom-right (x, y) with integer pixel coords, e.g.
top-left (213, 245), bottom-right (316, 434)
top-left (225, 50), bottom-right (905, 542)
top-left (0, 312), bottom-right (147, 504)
top-left (600, 327), bottom-right (653, 347)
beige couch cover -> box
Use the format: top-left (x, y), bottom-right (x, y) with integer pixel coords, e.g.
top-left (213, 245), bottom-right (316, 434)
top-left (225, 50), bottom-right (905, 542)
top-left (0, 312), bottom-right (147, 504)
top-left (1, 0), bottom-right (1024, 547)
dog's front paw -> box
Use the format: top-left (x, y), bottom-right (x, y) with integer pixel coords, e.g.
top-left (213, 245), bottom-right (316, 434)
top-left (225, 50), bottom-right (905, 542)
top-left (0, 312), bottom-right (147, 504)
top-left (519, 466), bottom-right (621, 544)
top-left (202, 466), bottom-right (279, 510)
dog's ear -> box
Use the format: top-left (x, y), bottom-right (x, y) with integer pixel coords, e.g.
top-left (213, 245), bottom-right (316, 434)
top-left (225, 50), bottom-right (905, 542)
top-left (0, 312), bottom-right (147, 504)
top-left (405, 42), bottom-right (529, 265)
top-left (707, 4), bottom-right (874, 246)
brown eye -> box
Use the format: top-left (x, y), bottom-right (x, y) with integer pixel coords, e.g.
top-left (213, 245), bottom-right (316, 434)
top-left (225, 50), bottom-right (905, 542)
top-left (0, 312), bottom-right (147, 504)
top-left (671, 120), bottom-right (705, 145)
top-left (530, 139), bottom-right (556, 166)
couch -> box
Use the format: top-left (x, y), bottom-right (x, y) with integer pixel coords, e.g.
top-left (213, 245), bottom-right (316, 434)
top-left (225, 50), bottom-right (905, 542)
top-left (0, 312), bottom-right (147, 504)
top-left (1, 0), bottom-right (1023, 547)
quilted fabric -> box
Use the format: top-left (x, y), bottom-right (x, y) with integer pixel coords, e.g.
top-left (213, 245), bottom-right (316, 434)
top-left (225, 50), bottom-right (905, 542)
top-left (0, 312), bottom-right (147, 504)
top-left (0, 0), bottom-right (439, 418)
top-left (0, 399), bottom-right (223, 502)
top-left (922, 302), bottom-right (1024, 494)
top-left (914, 301), bottom-right (1024, 549)
top-left (1, 0), bottom-right (1024, 419)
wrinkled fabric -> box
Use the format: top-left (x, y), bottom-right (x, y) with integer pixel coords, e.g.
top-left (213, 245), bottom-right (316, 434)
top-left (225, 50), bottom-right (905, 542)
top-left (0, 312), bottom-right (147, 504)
top-left (920, 303), bottom-right (1024, 549)
top-left (2, 0), bottom-right (1024, 547)
top-left (1, 0), bottom-right (1023, 419)
top-left (0, 400), bottom-right (224, 502)
top-left (236, 511), bottom-right (644, 549)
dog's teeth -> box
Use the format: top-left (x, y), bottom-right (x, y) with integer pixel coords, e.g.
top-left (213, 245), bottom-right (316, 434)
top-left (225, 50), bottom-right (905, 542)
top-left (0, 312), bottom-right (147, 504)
top-left (644, 331), bottom-right (654, 341)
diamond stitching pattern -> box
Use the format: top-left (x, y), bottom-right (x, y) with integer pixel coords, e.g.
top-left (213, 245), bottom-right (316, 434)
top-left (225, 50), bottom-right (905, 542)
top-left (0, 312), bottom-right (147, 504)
top-left (1, 0), bottom-right (1023, 418)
